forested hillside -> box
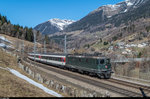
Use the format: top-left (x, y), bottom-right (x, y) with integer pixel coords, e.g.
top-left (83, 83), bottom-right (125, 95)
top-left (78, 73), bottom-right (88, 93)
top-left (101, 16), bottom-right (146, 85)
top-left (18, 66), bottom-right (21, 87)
top-left (0, 14), bottom-right (40, 42)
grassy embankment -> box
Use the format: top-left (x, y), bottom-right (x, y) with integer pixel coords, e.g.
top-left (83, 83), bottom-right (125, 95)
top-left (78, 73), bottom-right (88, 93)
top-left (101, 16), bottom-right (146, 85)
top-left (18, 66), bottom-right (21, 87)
top-left (0, 49), bottom-right (53, 97)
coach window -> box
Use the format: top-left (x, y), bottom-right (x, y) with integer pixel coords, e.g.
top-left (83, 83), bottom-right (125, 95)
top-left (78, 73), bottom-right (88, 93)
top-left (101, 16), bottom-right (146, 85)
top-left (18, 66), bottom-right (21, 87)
top-left (100, 59), bottom-right (104, 64)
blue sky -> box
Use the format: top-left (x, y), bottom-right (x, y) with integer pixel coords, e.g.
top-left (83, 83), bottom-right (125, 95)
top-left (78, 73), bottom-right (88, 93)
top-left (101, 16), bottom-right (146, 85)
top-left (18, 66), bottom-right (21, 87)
top-left (0, 0), bottom-right (124, 28)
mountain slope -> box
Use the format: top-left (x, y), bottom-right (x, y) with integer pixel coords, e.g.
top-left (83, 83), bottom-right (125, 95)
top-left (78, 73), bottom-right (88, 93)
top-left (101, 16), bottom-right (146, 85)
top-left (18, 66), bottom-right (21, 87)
top-left (108, 0), bottom-right (150, 27)
top-left (49, 0), bottom-right (150, 54)
top-left (34, 18), bottom-right (75, 35)
top-left (64, 0), bottom-right (148, 32)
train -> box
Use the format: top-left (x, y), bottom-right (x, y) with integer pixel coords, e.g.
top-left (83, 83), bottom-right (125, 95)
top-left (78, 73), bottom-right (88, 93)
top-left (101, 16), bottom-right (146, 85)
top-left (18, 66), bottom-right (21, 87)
top-left (28, 53), bottom-right (113, 79)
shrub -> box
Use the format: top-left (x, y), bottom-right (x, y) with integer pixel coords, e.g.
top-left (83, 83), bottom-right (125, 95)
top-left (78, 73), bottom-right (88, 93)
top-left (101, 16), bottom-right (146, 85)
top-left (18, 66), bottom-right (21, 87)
top-left (103, 42), bottom-right (108, 45)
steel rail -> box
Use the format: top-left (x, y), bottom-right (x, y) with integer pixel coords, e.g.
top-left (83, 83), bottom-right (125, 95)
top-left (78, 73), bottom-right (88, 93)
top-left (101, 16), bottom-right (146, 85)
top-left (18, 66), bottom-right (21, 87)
top-left (24, 58), bottom-right (143, 97)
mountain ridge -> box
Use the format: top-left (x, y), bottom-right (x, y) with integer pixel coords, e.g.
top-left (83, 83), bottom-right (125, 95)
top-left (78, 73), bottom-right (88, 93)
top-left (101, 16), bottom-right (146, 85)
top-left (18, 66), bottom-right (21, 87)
top-left (34, 18), bottom-right (75, 35)
top-left (64, 0), bottom-right (148, 32)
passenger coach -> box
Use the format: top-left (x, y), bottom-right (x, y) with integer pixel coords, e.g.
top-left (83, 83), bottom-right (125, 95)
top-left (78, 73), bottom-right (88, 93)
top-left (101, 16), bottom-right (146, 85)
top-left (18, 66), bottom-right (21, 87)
top-left (28, 53), bottom-right (66, 67)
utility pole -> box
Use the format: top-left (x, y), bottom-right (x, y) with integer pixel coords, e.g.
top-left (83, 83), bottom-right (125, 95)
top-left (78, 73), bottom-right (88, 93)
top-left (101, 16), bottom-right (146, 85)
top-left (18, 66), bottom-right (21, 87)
top-left (4, 36), bottom-right (6, 52)
top-left (20, 42), bottom-right (21, 57)
top-left (44, 40), bottom-right (46, 53)
top-left (22, 40), bottom-right (24, 59)
top-left (27, 44), bottom-right (29, 53)
top-left (64, 35), bottom-right (67, 54)
top-left (33, 30), bottom-right (37, 63)
top-left (41, 47), bottom-right (42, 54)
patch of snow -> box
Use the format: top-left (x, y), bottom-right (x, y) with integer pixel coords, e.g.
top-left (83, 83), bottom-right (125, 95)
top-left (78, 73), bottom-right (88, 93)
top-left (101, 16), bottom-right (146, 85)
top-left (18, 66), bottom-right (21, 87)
top-left (0, 43), bottom-right (6, 47)
top-left (125, 0), bottom-right (133, 6)
top-left (107, 16), bottom-right (112, 18)
top-left (122, 51), bottom-right (128, 54)
top-left (125, 48), bottom-right (131, 53)
top-left (134, 0), bottom-right (142, 6)
top-left (119, 46), bottom-right (124, 49)
top-left (125, 44), bottom-right (131, 48)
top-left (108, 46), bottom-right (113, 50)
top-left (127, 2), bottom-right (133, 6)
top-left (106, 4), bottom-right (120, 11)
top-left (48, 18), bottom-right (75, 30)
top-left (0, 43), bottom-right (14, 48)
top-left (0, 36), bottom-right (12, 44)
top-left (117, 42), bottom-right (125, 46)
top-left (138, 44), bottom-right (146, 48)
top-left (124, 9), bottom-right (128, 12)
top-left (130, 44), bottom-right (137, 47)
top-left (124, 42), bottom-right (148, 48)
top-left (0, 66), bottom-right (8, 70)
top-left (7, 68), bottom-right (63, 97)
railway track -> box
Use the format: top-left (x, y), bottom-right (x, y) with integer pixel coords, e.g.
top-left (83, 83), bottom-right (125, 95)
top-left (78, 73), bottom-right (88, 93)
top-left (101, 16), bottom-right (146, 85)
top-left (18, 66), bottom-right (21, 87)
top-left (4, 48), bottom-right (149, 97)
top-left (108, 78), bottom-right (150, 93)
top-left (23, 58), bottom-right (147, 97)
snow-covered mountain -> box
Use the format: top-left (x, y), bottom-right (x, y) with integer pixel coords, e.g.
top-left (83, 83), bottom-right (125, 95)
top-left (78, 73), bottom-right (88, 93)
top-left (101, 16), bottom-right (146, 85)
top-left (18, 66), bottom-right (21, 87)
top-left (89, 0), bottom-right (147, 18)
top-left (34, 18), bottom-right (75, 35)
top-left (49, 18), bottom-right (75, 30)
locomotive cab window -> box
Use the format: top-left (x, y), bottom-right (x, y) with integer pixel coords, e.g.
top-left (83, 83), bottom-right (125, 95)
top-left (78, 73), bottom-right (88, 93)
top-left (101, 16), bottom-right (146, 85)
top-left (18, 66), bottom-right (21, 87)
top-left (106, 59), bottom-right (110, 64)
top-left (100, 59), bottom-right (104, 64)
top-left (86, 59), bottom-right (88, 63)
top-left (96, 60), bottom-right (99, 65)
top-left (79, 58), bottom-right (81, 62)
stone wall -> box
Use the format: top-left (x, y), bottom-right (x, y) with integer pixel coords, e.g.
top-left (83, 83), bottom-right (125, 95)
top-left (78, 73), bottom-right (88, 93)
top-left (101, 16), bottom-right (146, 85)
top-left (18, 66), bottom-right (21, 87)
top-left (19, 60), bottom-right (109, 97)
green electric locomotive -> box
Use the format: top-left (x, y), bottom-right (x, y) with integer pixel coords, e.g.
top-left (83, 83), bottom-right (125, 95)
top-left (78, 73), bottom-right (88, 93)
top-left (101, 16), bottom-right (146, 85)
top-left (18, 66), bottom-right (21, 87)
top-left (66, 54), bottom-right (113, 79)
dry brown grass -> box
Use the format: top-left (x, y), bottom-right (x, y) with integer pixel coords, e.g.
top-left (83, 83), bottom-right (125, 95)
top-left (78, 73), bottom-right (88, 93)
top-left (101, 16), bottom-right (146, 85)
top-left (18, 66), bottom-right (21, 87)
top-left (0, 34), bottom-right (61, 53)
top-left (0, 49), bottom-right (54, 97)
top-left (0, 34), bottom-right (41, 48)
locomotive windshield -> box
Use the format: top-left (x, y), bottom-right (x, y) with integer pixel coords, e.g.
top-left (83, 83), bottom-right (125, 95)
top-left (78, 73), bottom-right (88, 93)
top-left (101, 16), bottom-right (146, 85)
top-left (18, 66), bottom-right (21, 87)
top-left (100, 59), bottom-right (104, 64)
top-left (106, 59), bottom-right (110, 64)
